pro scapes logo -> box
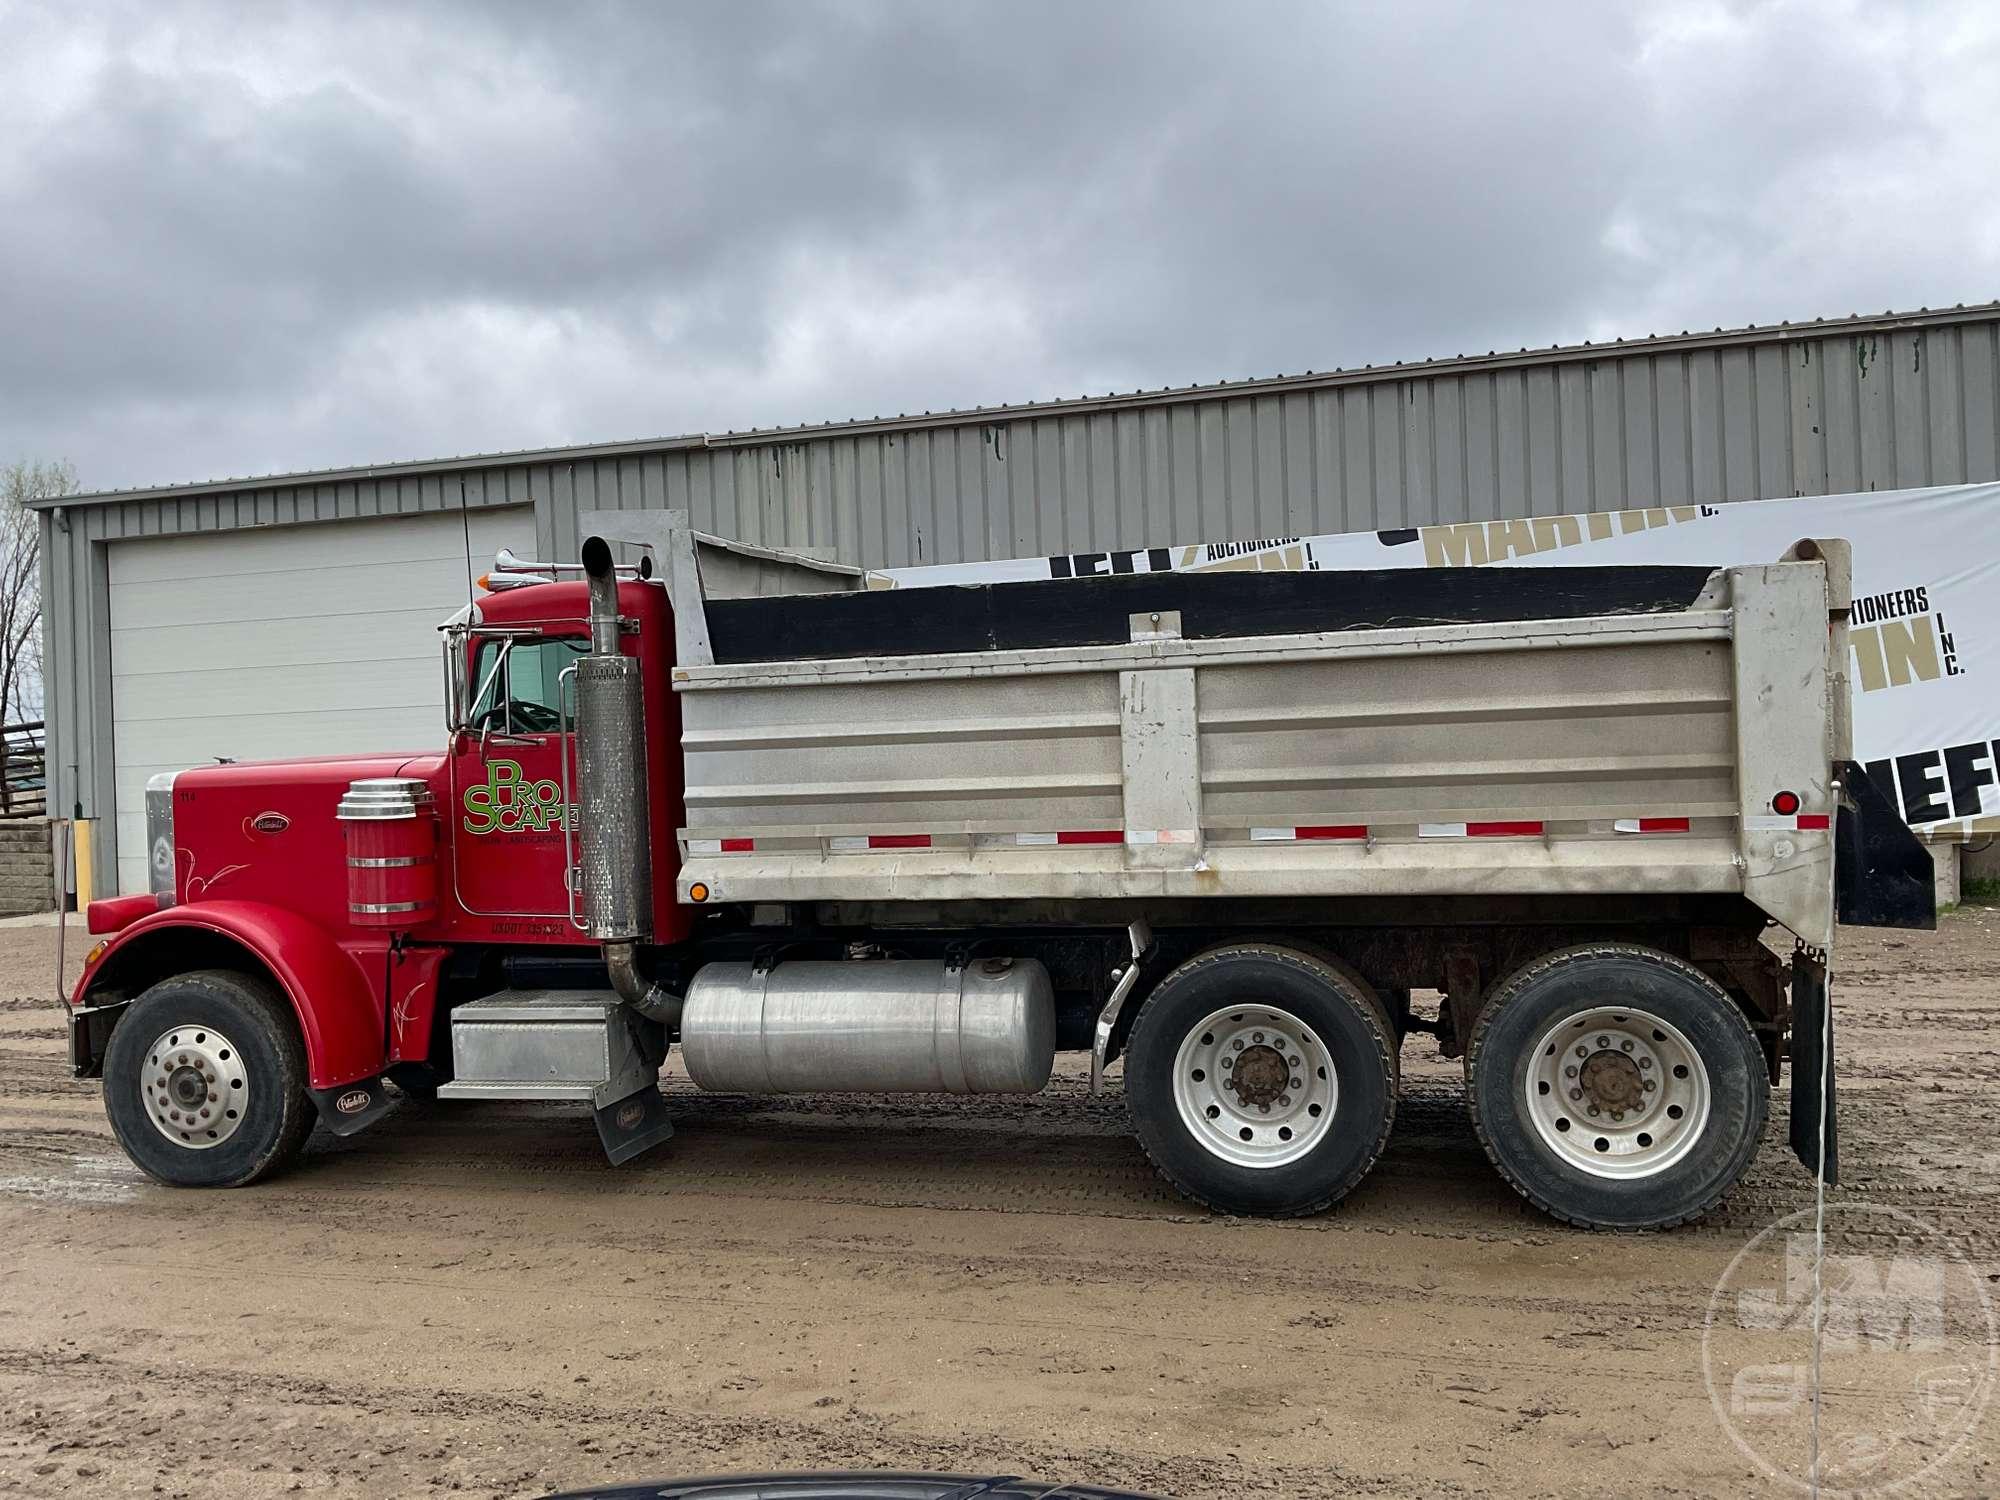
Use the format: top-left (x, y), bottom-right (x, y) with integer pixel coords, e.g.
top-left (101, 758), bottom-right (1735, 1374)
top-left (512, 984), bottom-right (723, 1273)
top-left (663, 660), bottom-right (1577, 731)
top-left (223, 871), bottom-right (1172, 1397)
top-left (1850, 584), bottom-right (1966, 693)
top-left (463, 759), bottom-right (573, 836)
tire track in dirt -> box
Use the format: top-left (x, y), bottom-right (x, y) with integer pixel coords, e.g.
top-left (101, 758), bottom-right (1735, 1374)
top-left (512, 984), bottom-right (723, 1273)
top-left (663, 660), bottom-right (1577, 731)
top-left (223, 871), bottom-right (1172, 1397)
top-left (0, 1347), bottom-right (1433, 1500)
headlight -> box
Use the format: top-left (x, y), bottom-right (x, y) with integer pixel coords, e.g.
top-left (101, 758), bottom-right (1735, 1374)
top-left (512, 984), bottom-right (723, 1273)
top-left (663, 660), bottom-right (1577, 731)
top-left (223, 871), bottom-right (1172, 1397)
top-left (145, 770), bottom-right (179, 905)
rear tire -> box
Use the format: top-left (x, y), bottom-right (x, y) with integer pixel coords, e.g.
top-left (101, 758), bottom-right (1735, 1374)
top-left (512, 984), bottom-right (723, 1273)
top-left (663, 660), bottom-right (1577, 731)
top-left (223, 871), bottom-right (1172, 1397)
top-left (103, 969), bottom-right (317, 1188)
top-left (1124, 943), bottom-right (1398, 1216)
top-left (1464, 943), bottom-right (1767, 1230)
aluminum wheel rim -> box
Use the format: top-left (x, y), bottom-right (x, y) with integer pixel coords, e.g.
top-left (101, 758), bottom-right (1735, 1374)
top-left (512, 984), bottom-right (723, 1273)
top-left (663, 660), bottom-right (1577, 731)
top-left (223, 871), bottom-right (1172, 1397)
top-left (1525, 1005), bottom-right (1710, 1179)
top-left (140, 1024), bottom-right (250, 1150)
top-left (1172, 1004), bottom-right (1336, 1168)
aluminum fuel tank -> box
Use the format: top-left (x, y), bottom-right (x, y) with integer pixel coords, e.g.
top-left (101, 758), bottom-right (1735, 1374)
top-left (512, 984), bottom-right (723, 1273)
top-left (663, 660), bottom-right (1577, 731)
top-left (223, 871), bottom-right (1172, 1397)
top-left (680, 957), bottom-right (1056, 1094)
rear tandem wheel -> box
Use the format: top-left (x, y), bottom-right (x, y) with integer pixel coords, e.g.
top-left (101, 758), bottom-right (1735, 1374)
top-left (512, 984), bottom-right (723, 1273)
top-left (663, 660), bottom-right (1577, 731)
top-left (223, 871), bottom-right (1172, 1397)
top-left (1122, 943), bottom-right (1398, 1217)
top-left (1463, 943), bottom-right (1769, 1230)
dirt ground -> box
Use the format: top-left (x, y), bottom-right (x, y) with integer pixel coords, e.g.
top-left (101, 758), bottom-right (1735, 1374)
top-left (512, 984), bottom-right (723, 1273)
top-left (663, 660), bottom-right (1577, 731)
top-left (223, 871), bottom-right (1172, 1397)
top-left (2, 915), bottom-right (1997, 1499)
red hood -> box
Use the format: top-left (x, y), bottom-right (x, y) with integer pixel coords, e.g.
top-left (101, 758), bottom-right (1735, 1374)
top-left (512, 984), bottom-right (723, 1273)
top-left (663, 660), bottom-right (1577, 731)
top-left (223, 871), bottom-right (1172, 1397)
top-left (165, 752), bottom-right (451, 916)
top-left (173, 752), bottom-right (440, 794)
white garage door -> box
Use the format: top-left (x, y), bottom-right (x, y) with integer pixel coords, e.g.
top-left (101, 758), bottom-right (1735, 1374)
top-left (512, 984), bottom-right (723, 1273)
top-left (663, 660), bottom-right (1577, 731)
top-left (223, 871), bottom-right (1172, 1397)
top-left (109, 507), bottom-right (537, 894)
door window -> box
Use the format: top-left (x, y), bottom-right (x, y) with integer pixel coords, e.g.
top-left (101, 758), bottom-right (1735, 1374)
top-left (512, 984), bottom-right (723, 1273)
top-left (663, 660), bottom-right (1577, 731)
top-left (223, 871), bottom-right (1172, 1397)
top-left (468, 636), bottom-right (590, 735)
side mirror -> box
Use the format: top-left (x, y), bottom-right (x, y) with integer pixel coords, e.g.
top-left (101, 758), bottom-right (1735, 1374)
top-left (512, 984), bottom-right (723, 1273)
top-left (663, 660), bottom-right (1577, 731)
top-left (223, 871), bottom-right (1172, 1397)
top-left (441, 626), bottom-right (471, 733)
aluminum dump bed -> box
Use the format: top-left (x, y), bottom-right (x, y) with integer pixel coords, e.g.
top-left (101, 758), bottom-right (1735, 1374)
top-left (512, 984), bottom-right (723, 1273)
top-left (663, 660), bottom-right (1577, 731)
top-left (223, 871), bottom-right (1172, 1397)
top-left (591, 512), bottom-right (1847, 949)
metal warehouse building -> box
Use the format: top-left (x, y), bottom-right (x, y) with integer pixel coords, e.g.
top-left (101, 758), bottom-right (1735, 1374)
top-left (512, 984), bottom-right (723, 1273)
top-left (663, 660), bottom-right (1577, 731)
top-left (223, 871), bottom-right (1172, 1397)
top-left (35, 301), bottom-right (2000, 898)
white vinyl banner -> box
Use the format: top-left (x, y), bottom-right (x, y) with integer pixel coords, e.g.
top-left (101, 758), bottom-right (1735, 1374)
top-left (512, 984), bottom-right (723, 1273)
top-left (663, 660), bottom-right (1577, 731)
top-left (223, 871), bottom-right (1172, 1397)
top-left (869, 482), bottom-right (2000, 839)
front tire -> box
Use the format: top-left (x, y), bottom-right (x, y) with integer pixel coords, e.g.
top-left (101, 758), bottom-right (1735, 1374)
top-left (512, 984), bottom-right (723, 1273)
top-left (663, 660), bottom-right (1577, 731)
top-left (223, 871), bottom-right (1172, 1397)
top-left (103, 969), bottom-right (317, 1188)
top-left (1124, 943), bottom-right (1398, 1216)
top-left (1465, 944), bottom-right (1767, 1230)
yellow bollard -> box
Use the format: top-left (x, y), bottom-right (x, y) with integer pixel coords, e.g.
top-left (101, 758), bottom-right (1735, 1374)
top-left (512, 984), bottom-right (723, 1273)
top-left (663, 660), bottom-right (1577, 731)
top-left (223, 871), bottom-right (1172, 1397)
top-left (72, 818), bottom-right (94, 906)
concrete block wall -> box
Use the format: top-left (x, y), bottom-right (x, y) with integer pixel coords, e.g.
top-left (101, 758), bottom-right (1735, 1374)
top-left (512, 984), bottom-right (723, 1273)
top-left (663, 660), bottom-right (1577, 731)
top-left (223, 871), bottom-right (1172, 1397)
top-left (0, 822), bottom-right (54, 915)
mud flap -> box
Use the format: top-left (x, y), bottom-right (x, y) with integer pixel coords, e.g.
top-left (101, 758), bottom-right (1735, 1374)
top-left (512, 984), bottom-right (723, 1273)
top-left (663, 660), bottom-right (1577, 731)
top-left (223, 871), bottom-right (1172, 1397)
top-left (594, 1085), bottom-right (674, 1165)
top-left (309, 1076), bottom-right (398, 1137)
top-left (1787, 955), bottom-right (1838, 1185)
top-left (1834, 759), bottom-right (1935, 929)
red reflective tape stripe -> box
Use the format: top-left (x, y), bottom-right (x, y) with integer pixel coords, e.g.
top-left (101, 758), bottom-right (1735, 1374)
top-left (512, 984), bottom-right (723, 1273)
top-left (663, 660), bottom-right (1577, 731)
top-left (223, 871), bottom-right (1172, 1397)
top-left (1056, 829), bottom-right (1122, 845)
top-left (1797, 813), bottom-right (1831, 830)
top-left (719, 837), bottom-right (755, 853)
top-left (1637, 818), bottom-right (1690, 833)
top-left (1466, 820), bottom-right (1543, 837)
top-left (868, 834), bottom-right (931, 849)
top-left (1295, 825), bottom-right (1369, 841)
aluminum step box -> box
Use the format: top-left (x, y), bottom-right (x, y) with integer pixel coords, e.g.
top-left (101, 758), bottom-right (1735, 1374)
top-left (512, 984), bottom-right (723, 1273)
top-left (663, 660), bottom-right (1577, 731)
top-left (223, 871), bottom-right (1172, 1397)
top-left (436, 990), bottom-right (658, 1107)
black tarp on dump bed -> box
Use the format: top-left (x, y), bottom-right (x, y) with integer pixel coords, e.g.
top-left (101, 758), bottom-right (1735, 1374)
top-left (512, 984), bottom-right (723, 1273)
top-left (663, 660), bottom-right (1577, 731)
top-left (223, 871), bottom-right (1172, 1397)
top-left (705, 565), bottom-right (1717, 665)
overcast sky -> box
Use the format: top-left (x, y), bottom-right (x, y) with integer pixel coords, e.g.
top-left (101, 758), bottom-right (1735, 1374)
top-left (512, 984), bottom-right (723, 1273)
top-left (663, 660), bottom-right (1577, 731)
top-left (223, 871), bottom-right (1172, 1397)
top-left (3, 0), bottom-right (1996, 494)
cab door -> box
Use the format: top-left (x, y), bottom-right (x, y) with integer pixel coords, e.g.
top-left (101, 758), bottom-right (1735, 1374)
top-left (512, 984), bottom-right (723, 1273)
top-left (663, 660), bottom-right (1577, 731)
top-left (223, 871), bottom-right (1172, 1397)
top-left (448, 630), bottom-right (590, 921)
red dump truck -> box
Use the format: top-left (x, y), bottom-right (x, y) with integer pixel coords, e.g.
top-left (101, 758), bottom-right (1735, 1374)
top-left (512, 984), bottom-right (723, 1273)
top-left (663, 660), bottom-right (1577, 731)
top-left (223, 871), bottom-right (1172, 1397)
top-left (66, 510), bottom-right (1931, 1229)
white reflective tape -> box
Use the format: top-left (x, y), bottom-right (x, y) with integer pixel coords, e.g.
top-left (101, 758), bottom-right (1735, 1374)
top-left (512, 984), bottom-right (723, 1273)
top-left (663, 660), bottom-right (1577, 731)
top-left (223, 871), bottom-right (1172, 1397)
top-left (1249, 827), bottom-right (1295, 842)
top-left (828, 835), bottom-right (870, 852)
top-left (1013, 832), bottom-right (1058, 846)
top-left (686, 839), bottom-right (723, 856)
top-left (1744, 813), bottom-right (1830, 832)
top-left (1125, 829), bottom-right (1200, 845)
top-left (1417, 823), bottom-right (1467, 839)
top-left (1613, 820), bottom-right (1641, 834)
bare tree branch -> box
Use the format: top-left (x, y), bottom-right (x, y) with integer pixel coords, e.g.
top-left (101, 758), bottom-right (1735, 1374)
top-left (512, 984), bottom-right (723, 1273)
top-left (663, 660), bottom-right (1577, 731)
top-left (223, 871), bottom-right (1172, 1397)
top-left (0, 458), bottom-right (79, 731)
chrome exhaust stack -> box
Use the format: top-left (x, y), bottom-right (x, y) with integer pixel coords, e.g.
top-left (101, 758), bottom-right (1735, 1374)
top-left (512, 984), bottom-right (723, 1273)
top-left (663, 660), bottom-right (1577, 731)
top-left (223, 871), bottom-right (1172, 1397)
top-left (577, 537), bottom-right (679, 1027)
top-left (606, 941), bottom-right (683, 1030)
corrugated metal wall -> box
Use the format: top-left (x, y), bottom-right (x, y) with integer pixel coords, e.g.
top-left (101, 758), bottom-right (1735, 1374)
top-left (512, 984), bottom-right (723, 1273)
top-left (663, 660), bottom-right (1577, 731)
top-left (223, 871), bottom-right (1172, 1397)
top-left (40, 305), bottom-right (2000, 893)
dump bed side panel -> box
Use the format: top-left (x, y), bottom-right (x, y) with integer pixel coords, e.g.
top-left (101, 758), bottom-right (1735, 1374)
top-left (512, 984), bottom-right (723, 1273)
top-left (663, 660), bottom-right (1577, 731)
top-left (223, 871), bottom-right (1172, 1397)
top-left (672, 561), bottom-right (1835, 944)
top-left (1195, 637), bottom-right (1735, 830)
top-left (682, 670), bottom-right (1125, 837)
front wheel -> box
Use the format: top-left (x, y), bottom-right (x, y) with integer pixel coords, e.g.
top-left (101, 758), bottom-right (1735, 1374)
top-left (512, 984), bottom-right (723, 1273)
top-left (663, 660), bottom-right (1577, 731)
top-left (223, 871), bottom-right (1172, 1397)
top-left (1465, 943), bottom-right (1768, 1230)
top-left (1124, 943), bottom-right (1398, 1216)
top-left (102, 969), bottom-right (317, 1188)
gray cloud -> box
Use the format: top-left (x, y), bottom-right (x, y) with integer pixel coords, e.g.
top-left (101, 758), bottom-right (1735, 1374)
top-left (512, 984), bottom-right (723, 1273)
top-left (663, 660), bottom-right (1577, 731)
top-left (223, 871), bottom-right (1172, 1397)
top-left (1, 0), bottom-right (1994, 491)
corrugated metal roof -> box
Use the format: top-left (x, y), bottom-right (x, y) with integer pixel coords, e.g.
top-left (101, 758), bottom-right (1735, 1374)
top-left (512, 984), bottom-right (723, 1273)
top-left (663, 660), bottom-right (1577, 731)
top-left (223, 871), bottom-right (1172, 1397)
top-left (41, 300), bottom-right (2000, 510)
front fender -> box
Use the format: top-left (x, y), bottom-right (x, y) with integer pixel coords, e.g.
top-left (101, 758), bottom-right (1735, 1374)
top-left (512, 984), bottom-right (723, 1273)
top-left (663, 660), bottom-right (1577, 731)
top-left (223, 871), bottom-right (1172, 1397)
top-left (76, 901), bottom-right (386, 1090)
